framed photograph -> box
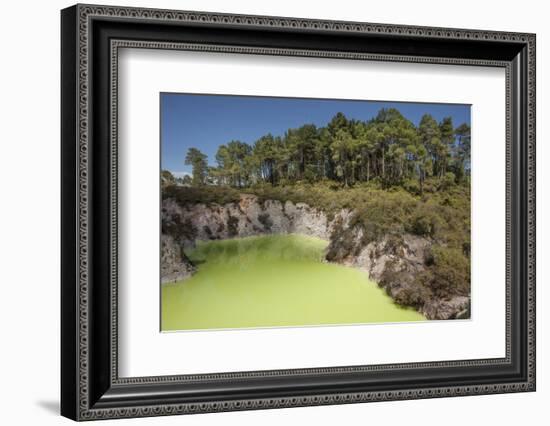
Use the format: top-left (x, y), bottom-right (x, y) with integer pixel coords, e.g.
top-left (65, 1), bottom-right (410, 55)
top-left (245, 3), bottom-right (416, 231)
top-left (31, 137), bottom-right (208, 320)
top-left (61, 4), bottom-right (536, 421)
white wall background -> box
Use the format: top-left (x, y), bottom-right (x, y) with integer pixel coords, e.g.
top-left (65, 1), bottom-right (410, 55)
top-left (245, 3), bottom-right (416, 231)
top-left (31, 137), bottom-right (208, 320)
top-left (0, 0), bottom-right (546, 424)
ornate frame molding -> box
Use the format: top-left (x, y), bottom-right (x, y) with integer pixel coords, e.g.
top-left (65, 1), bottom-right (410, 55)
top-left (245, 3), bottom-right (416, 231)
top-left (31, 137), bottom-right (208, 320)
top-left (61, 4), bottom-right (536, 421)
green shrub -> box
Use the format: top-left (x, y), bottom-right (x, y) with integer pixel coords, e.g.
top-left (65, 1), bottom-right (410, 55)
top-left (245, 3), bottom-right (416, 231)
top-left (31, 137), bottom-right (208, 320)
top-left (422, 246), bottom-right (470, 298)
top-left (408, 206), bottom-right (444, 237)
top-left (439, 172), bottom-right (456, 191)
top-left (403, 179), bottom-right (421, 195)
top-left (393, 284), bottom-right (432, 307)
top-left (163, 185), bottom-right (241, 205)
top-left (379, 260), bottom-right (431, 308)
top-left (410, 215), bottom-right (433, 236)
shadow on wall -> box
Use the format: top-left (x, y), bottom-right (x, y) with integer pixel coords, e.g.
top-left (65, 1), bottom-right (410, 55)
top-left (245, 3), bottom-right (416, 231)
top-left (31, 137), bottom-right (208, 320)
top-left (35, 400), bottom-right (59, 416)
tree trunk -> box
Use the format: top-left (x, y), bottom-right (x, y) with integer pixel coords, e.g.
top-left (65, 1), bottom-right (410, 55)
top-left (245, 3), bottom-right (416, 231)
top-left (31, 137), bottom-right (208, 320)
top-left (366, 157), bottom-right (370, 181)
top-left (381, 146), bottom-right (385, 178)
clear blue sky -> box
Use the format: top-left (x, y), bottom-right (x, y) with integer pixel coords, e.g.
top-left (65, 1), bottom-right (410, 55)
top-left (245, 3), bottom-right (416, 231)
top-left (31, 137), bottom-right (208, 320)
top-left (161, 93), bottom-right (471, 176)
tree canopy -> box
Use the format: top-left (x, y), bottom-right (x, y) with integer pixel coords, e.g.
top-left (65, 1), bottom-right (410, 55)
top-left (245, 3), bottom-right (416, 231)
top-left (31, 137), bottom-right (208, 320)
top-left (184, 147), bottom-right (208, 185)
top-left (175, 108), bottom-right (470, 193)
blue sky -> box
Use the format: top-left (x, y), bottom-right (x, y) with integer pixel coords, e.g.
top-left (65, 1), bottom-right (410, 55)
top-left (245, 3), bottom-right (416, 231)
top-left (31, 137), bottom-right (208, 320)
top-left (161, 93), bottom-right (471, 176)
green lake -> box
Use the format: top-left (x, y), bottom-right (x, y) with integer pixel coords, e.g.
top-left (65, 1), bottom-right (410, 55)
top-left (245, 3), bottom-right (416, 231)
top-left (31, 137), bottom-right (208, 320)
top-left (161, 234), bottom-right (425, 331)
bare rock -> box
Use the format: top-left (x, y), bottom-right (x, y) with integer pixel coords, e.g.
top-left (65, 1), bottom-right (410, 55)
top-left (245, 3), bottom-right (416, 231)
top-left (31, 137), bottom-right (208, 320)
top-left (421, 296), bottom-right (470, 320)
top-left (161, 234), bottom-right (196, 284)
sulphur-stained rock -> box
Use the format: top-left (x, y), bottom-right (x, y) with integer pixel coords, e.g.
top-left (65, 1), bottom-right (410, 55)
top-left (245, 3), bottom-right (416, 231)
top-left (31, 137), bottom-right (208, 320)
top-left (161, 194), bottom-right (345, 243)
top-left (420, 296), bottom-right (470, 320)
top-left (161, 234), bottom-right (196, 284)
top-left (329, 230), bottom-right (429, 281)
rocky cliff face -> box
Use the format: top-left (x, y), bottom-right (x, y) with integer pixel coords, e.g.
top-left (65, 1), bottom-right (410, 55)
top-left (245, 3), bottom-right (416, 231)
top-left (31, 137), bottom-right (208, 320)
top-left (161, 194), bottom-right (352, 246)
top-left (161, 194), bottom-right (468, 320)
top-left (161, 234), bottom-right (196, 284)
top-left (325, 228), bottom-right (469, 319)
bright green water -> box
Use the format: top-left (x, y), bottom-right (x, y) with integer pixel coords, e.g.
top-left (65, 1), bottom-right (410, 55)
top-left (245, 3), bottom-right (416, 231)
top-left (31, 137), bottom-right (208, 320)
top-left (162, 234), bottom-right (425, 331)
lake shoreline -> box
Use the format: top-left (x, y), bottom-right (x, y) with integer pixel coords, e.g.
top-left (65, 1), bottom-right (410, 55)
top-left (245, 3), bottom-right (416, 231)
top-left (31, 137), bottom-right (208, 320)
top-left (161, 189), bottom-right (470, 320)
top-left (162, 234), bottom-right (425, 331)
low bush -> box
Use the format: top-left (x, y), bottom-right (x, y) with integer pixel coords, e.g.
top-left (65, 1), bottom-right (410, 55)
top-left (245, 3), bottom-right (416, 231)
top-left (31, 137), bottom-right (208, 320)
top-left (439, 172), bottom-right (457, 191)
top-left (163, 185), bottom-right (241, 205)
top-left (421, 246), bottom-right (470, 299)
top-left (393, 285), bottom-right (431, 307)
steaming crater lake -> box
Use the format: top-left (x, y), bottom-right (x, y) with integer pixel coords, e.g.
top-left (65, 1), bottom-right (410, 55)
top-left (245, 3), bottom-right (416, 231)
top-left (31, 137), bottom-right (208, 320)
top-left (161, 234), bottom-right (425, 331)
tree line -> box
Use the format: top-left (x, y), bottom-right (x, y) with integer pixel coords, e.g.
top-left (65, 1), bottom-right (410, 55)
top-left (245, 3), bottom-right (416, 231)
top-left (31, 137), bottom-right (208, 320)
top-left (167, 108), bottom-right (470, 193)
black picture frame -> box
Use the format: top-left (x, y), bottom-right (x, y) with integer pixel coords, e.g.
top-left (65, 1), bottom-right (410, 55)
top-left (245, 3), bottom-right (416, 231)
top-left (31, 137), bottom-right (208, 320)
top-left (61, 4), bottom-right (536, 421)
